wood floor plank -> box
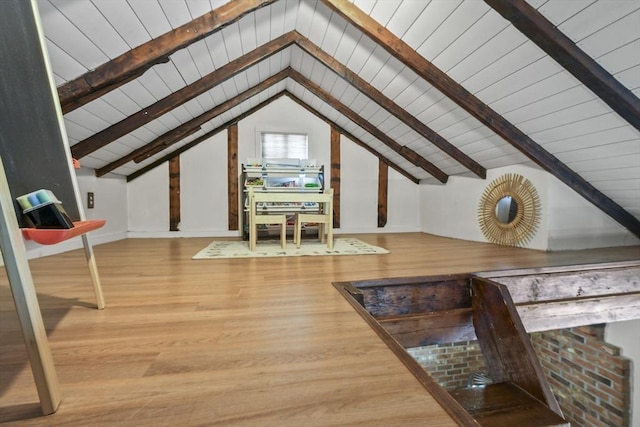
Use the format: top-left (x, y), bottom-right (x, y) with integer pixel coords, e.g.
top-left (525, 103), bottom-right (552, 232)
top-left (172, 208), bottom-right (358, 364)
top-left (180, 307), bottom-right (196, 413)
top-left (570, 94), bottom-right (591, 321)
top-left (1, 233), bottom-right (638, 426)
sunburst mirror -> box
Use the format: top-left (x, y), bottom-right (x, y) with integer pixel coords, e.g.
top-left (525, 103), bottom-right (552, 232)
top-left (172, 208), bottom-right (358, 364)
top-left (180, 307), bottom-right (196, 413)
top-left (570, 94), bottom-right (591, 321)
top-left (477, 173), bottom-right (541, 247)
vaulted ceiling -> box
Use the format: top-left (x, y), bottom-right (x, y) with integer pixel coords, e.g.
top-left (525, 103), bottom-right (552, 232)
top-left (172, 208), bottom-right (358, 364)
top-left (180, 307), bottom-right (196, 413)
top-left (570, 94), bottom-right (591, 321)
top-left (37, 0), bottom-right (639, 236)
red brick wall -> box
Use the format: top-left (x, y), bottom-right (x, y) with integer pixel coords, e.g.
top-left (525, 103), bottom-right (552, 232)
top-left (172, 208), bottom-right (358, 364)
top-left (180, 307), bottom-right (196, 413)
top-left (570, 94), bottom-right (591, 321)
top-left (531, 325), bottom-right (631, 427)
top-left (408, 325), bottom-right (631, 427)
top-left (407, 341), bottom-right (486, 390)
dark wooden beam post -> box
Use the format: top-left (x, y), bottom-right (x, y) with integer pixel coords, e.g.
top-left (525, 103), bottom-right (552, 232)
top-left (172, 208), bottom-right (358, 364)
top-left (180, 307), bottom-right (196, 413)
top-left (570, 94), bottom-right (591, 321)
top-left (322, 0), bottom-right (640, 237)
top-left (58, 0), bottom-right (277, 113)
top-left (169, 157), bottom-right (180, 231)
top-left (378, 160), bottom-right (388, 228)
top-left (330, 126), bottom-right (341, 229)
top-left (470, 277), bottom-right (563, 416)
top-left (228, 123), bottom-right (239, 231)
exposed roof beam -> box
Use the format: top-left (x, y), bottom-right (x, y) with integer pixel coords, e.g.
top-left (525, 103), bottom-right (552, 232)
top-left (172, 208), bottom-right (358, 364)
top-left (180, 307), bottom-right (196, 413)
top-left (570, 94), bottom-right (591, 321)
top-left (96, 126), bottom-right (200, 176)
top-left (96, 69), bottom-right (289, 177)
top-left (71, 31), bottom-right (297, 160)
top-left (322, 0), bottom-right (640, 237)
top-left (485, 0), bottom-right (640, 131)
top-left (58, 0), bottom-right (277, 113)
top-left (129, 69), bottom-right (289, 163)
top-left (69, 29), bottom-right (483, 179)
top-left (289, 69), bottom-right (448, 183)
top-left (285, 92), bottom-right (420, 184)
top-left (127, 92), bottom-right (287, 182)
top-left (111, 68), bottom-right (420, 183)
top-left (294, 33), bottom-right (486, 179)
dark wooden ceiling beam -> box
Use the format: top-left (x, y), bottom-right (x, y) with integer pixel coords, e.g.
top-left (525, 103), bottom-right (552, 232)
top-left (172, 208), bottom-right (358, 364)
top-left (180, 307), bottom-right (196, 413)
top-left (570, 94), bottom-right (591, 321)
top-left (126, 86), bottom-right (424, 185)
top-left (322, 0), bottom-right (640, 237)
top-left (294, 33), bottom-right (486, 179)
top-left (114, 68), bottom-right (420, 184)
top-left (71, 31), bottom-right (297, 159)
top-left (289, 69), bottom-right (448, 183)
top-left (96, 126), bottom-right (201, 176)
top-left (127, 92), bottom-right (287, 182)
top-left (96, 69), bottom-right (289, 176)
top-left (58, 0), bottom-right (277, 113)
top-left (485, 0), bottom-right (640, 131)
top-left (131, 69), bottom-right (289, 162)
top-left (285, 92), bottom-right (420, 184)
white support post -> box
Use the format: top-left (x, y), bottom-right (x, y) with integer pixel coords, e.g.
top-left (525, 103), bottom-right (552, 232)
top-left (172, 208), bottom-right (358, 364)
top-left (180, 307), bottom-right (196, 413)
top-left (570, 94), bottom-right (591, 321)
top-left (0, 159), bottom-right (61, 415)
top-left (81, 234), bottom-right (105, 309)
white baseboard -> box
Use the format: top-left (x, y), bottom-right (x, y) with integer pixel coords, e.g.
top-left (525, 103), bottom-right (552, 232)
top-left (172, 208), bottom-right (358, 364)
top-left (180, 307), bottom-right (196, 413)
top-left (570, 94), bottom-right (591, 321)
top-left (126, 226), bottom-right (420, 239)
top-left (336, 226), bottom-right (420, 234)
top-left (127, 230), bottom-right (242, 239)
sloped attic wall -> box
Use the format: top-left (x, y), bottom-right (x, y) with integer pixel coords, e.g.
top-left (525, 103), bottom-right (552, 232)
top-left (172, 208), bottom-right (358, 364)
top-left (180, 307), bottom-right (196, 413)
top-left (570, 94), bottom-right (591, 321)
top-left (420, 164), bottom-right (640, 251)
top-left (421, 165), bottom-right (549, 251)
top-left (547, 175), bottom-right (640, 250)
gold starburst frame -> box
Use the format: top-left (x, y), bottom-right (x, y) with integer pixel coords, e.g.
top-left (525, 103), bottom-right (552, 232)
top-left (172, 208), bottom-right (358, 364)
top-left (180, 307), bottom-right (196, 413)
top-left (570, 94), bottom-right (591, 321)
top-left (477, 173), bottom-right (541, 246)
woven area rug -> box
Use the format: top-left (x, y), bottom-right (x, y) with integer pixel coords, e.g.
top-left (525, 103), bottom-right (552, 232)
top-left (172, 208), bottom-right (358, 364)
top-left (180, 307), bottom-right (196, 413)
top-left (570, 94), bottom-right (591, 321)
top-left (192, 237), bottom-right (389, 259)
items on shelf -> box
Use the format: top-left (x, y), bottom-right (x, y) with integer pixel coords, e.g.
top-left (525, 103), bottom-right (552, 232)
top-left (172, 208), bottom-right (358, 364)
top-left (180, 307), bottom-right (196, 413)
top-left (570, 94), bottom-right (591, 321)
top-left (245, 177), bottom-right (263, 186)
top-left (16, 189), bottom-right (74, 229)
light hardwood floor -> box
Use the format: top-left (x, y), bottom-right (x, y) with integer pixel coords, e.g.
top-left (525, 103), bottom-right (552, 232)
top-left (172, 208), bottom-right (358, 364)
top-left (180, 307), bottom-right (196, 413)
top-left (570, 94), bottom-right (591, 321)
top-left (1, 233), bottom-right (638, 426)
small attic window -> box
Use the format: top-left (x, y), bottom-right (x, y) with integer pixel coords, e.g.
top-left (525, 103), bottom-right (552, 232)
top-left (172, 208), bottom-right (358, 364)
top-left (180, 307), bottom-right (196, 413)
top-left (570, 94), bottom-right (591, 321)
top-left (261, 132), bottom-right (308, 159)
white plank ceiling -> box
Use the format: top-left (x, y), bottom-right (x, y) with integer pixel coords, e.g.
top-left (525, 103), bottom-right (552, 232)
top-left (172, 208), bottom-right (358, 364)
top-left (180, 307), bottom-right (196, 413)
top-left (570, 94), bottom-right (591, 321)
top-left (37, 0), bottom-right (640, 222)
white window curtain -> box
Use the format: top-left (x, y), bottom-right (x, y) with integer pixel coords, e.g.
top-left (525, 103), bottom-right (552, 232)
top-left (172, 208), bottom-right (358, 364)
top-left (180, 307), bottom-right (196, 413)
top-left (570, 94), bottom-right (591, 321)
top-left (261, 132), bottom-right (308, 159)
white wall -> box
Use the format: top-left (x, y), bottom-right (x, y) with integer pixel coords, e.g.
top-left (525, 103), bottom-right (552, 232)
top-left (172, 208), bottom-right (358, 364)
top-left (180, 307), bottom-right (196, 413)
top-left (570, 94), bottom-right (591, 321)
top-left (547, 176), bottom-right (640, 250)
top-left (420, 163), bottom-right (638, 251)
top-left (125, 96), bottom-right (636, 249)
top-left (127, 164), bottom-right (169, 236)
top-left (340, 139), bottom-right (379, 233)
top-left (179, 131), bottom-right (233, 236)
top-left (76, 168), bottom-right (128, 239)
top-left (237, 97), bottom-right (331, 170)
top-left (340, 136), bottom-right (420, 233)
top-left (388, 168), bottom-right (420, 232)
top-left (126, 96), bottom-right (421, 237)
top-left (420, 164), bottom-right (549, 250)
top-left (606, 320), bottom-right (640, 427)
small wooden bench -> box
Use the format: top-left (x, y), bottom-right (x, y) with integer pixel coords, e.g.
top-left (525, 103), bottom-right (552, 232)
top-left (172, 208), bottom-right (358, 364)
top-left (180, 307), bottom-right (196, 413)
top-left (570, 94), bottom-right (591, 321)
top-left (248, 188), bottom-right (287, 251)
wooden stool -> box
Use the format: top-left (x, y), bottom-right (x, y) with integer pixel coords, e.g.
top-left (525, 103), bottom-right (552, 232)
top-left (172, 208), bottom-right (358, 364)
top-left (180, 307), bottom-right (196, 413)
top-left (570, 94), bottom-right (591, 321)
top-left (294, 189), bottom-right (333, 249)
top-left (250, 213), bottom-right (287, 251)
top-left (249, 188), bottom-right (287, 251)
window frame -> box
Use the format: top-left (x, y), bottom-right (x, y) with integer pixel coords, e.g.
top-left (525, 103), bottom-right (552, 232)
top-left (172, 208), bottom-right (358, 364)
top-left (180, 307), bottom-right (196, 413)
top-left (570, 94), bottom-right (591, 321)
top-left (259, 131), bottom-right (309, 160)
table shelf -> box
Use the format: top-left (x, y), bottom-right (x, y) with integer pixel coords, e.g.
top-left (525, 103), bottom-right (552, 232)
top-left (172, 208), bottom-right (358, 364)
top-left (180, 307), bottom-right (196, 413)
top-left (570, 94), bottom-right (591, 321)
top-left (22, 219), bottom-right (106, 245)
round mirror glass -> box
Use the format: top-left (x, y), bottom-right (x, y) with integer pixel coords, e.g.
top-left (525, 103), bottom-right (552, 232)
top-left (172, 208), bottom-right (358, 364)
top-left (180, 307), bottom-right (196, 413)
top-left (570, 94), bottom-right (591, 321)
top-left (495, 196), bottom-right (518, 224)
